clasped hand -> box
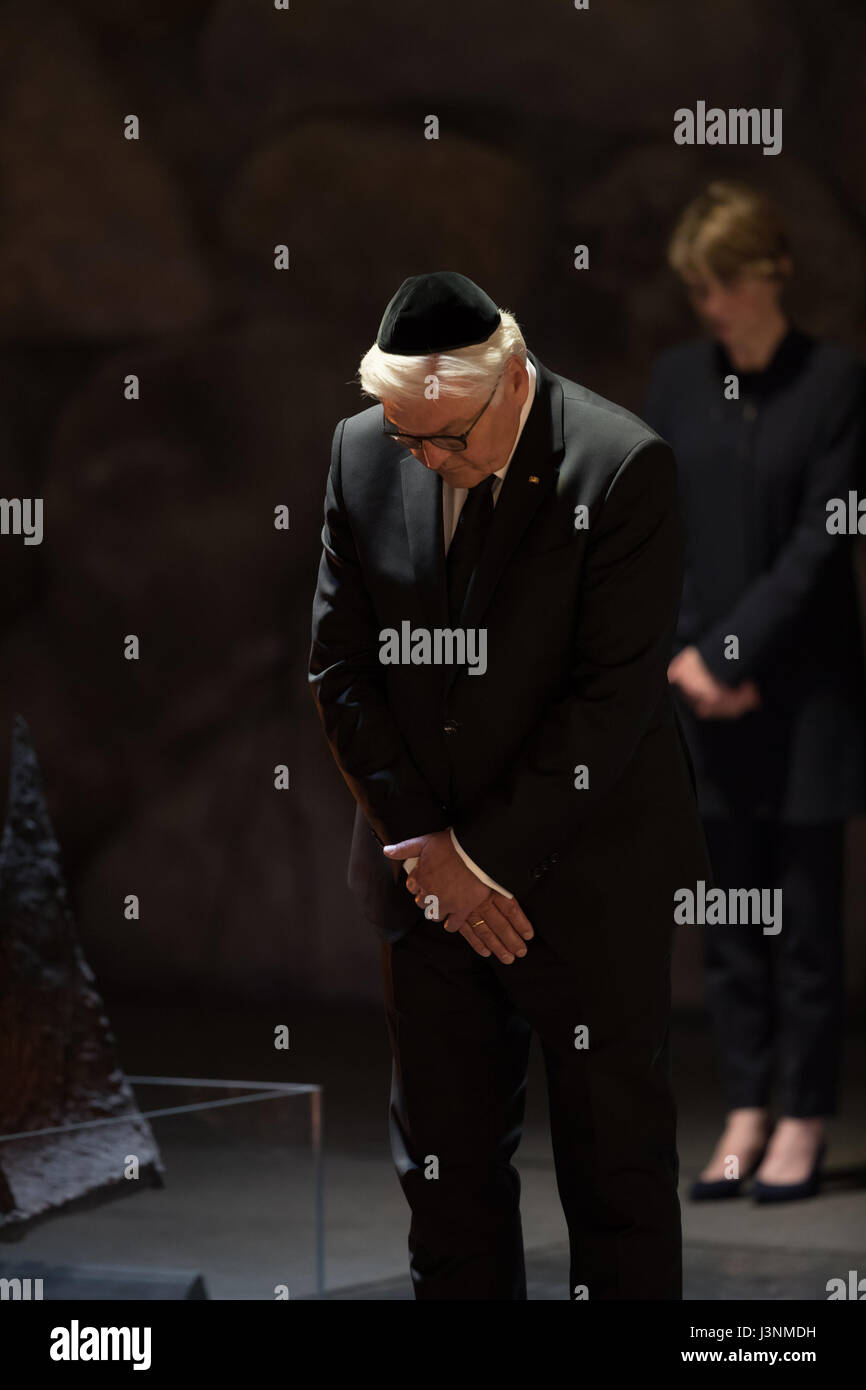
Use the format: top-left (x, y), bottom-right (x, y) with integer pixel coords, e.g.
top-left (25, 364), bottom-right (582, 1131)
top-left (382, 829), bottom-right (534, 964)
top-left (668, 645), bottom-right (761, 719)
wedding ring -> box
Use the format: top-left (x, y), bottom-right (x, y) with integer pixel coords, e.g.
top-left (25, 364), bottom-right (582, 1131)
top-left (469, 918), bottom-right (487, 929)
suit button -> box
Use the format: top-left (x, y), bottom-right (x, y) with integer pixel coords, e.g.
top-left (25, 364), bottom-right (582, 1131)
top-left (530, 865), bottom-right (543, 879)
top-left (549, 852), bottom-right (560, 864)
top-left (443, 719), bottom-right (459, 733)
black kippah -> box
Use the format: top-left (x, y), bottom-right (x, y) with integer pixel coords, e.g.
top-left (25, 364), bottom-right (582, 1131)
top-left (376, 271), bottom-right (502, 355)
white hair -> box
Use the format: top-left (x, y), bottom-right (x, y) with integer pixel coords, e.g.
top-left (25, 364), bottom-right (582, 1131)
top-left (357, 308), bottom-right (527, 410)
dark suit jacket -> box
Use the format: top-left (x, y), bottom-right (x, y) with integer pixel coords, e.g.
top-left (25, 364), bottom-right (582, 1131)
top-left (309, 348), bottom-right (712, 944)
top-left (644, 330), bottom-right (866, 822)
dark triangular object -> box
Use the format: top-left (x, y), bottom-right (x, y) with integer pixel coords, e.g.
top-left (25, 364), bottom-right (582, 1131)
top-left (0, 714), bottom-right (165, 1229)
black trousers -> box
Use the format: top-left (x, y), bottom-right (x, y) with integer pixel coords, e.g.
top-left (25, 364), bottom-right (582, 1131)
top-left (701, 819), bottom-right (845, 1118)
top-left (380, 906), bottom-right (681, 1300)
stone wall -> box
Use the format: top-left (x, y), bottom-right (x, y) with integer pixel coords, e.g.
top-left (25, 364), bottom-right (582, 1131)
top-left (1, 0), bottom-right (864, 1003)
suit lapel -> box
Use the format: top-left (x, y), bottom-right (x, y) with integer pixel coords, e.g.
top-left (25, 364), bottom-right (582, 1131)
top-left (399, 349), bottom-right (565, 684)
top-left (456, 351), bottom-right (564, 630)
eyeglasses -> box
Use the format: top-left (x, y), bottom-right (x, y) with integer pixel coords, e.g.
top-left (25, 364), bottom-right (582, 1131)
top-left (382, 372), bottom-right (504, 452)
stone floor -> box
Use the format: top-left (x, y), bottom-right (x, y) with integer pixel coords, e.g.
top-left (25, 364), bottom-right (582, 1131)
top-left (321, 1240), bottom-right (862, 1301)
top-left (2, 1001), bottom-right (863, 1301)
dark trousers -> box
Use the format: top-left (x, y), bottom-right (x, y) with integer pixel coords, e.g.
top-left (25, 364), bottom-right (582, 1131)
top-left (701, 819), bottom-right (845, 1117)
top-left (380, 907), bottom-right (681, 1300)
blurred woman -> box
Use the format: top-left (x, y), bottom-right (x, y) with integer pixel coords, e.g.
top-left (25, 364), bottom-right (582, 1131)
top-left (644, 181), bottom-right (866, 1201)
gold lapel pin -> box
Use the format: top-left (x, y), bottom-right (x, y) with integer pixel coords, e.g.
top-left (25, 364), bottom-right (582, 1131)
top-left (528, 474), bottom-right (540, 484)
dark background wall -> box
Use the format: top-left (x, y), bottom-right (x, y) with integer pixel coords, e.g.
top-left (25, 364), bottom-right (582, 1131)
top-left (2, 0), bottom-right (865, 1005)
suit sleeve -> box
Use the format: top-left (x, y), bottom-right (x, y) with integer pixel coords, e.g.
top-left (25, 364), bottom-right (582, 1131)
top-left (696, 362), bottom-right (866, 682)
top-left (450, 438), bottom-right (684, 902)
top-left (308, 420), bottom-right (451, 847)
top-left (449, 830), bottom-right (513, 898)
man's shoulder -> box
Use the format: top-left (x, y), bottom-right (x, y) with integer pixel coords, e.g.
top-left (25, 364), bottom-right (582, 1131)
top-left (338, 400), bottom-right (387, 445)
top-left (555, 372), bottom-right (668, 459)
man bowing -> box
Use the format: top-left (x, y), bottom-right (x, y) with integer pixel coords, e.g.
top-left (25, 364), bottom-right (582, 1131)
top-left (309, 271), bottom-right (711, 1300)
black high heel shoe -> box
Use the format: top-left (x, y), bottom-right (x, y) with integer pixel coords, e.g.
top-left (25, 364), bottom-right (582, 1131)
top-left (751, 1140), bottom-right (827, 1204)
top-left (689, 1143), bottom-right (768, 1201)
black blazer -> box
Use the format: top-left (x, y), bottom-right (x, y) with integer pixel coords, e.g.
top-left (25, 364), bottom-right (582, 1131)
top-left (309, 349), bottom-right (711, 944)
top-left (644, 330), bottom-right (866, 822)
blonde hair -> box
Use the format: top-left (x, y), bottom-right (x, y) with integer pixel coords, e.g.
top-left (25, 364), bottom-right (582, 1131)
top-left (357, 308), bottom-right (527, 409)
top-left (668, 181), bottom-right (791, 284)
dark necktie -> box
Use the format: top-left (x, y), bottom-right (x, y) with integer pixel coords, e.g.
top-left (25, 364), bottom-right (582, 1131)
top-left (446, 473), bottom-right (495, 624)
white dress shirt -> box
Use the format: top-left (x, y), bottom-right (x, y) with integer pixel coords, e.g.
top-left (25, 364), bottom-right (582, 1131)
top-left (404, 357), bottom-right (537, 900)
